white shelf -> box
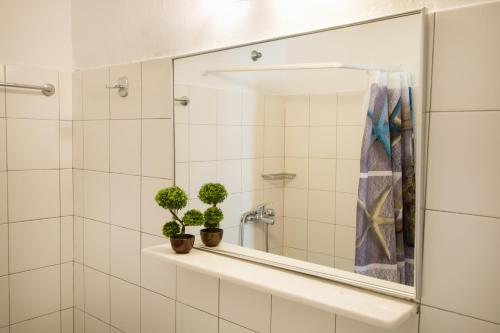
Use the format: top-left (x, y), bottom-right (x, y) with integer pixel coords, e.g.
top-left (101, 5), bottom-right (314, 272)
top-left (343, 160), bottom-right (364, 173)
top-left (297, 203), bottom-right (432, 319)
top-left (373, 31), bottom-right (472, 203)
top-left (142, 243), bottom-right (417, 329)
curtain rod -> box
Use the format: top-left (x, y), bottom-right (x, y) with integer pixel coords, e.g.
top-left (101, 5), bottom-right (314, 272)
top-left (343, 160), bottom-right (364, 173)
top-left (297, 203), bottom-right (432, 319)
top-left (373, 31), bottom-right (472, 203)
top-left (202, 62), bottom-right (395, 75)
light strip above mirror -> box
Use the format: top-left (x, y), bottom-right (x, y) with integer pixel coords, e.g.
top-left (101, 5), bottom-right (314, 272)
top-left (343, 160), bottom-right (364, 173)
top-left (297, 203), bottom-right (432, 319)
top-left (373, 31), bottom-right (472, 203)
top-left (202, 61), bottom-right (399, 75)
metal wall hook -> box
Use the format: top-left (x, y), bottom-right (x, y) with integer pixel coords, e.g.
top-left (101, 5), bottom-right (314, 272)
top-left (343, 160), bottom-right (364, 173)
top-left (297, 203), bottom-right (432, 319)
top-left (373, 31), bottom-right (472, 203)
top-left (106, 76), bottom-right (128, 97)
top-left (174, 96), bottom-right (190, 106)
top-left (251, 50), bottom-right (262, 61)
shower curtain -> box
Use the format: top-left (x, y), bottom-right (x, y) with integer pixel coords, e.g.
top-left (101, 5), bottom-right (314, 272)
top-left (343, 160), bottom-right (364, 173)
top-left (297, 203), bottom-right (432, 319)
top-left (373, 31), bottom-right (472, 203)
top-left (355, 71), bottom-right (415, 286)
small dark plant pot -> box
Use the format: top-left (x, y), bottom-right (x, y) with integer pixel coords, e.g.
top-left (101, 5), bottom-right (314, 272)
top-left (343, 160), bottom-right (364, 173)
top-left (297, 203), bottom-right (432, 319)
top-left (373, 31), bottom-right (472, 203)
top-left (170, 234), bottom-right (195, 254)
top-left (200, 228), bottom-right (223, 247)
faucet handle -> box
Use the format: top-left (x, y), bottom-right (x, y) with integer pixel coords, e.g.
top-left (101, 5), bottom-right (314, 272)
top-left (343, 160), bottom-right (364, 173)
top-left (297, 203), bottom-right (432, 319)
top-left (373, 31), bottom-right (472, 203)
top-left (256, 203), bottom-right (275, 216)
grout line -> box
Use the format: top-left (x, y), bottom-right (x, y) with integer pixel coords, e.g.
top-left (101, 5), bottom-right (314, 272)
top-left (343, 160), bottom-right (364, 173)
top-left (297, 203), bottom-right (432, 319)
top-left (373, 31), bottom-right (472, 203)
top-left (424, 208), bottom-right (500, 221)
top-left (58, 70), bottom-right (63, 333)
top-left (3, 63), bottom-right (11, 327)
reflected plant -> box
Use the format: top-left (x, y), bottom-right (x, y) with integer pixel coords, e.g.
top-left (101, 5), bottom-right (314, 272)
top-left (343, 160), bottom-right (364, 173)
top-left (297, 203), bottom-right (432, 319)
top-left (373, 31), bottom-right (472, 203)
top-left (198, 183), bottom-right (228, 229)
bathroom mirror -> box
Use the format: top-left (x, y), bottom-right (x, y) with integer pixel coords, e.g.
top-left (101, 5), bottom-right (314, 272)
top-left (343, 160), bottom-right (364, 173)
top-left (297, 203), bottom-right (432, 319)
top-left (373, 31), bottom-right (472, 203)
top-left (173, 10), bottom-right (425, 299)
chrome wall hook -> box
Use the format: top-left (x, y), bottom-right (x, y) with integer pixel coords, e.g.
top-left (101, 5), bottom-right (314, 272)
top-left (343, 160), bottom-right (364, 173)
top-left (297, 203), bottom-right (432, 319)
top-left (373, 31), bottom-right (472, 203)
top-left (251, 50), bottom-right (262, 61)
top-left (106, 76), bottom-right (129, 97)
top-left (174, 96), bottom-right (190, 106)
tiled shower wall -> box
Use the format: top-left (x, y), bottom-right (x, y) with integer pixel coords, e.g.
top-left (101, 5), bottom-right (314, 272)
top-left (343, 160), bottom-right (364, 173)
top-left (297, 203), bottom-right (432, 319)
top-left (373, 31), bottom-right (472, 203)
top-left (0, 65), bottom-right (74, 332)
top-left (281, 92), bottom-right (365, 271)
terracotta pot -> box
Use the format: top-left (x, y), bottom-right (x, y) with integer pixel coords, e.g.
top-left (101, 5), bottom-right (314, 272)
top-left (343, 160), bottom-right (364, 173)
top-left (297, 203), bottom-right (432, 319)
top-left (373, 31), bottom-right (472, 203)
top-left (169, 234), bottom-right (195, 254)
top-left (200, 228), bottom-right (223, 247)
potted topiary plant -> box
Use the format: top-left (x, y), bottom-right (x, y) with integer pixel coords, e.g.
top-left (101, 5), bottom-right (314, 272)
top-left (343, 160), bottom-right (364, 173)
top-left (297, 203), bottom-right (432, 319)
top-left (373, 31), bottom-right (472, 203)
top-left (198, 183), bottom-right (228, 247)
top-left (155, 185), bottom-right (204, 254)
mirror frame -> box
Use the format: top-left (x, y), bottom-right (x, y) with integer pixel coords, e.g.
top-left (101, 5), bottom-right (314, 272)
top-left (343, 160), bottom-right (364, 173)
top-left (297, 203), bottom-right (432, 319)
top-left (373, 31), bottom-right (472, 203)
top-left (171, 8), bottom-right (428, 301)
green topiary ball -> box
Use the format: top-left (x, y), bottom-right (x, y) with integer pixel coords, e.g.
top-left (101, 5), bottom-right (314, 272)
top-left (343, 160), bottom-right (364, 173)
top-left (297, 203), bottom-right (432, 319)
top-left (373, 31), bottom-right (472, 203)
top-left (183, 209), bottom-right (205, 226)
top-left (198, 183), bottom-right (228, 206)
top-left (162, 221), bottom-right (180, 238)
top-left (204, 206), bottom-right (224, 228)
top-left (155, 186), bottom-right (188, 210)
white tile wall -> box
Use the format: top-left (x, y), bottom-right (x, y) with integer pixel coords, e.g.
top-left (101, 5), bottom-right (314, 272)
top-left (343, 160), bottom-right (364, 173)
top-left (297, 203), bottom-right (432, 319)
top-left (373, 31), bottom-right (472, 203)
top-left (110, 277), bottom-right (140, 333)
top-left (177, 267), bottom-right (219, 315)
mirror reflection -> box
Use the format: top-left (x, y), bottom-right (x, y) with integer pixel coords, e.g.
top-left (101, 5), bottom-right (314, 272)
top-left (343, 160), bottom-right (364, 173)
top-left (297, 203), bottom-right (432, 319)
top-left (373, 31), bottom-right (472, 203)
top-left (173, 13), bottom-right (422, 289)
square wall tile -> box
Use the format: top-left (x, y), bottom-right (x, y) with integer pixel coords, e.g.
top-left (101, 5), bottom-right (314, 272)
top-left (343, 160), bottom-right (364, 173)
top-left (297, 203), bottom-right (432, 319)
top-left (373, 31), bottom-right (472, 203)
top-left (337, 126), bottom-right (363, 159)
top-left (9, 265), bottom-right (60, 323)
top-left (8, 170), bottom-right (59, 222)
top-left (189, 161), bottom-right (216, 198)
top-left (335, 193), bottom-right (357, 227)
top-left (337, 91), bottom-right (365, 125)
top-left (141, 177), bottom-right (173, 236)
top-left (176, 303), bottom-right (218, 333)
top-left (220, 280), bottom-right (271, 333)
top-left (110, 277), bottom-right (140, 333)
top-left (61, 262), bottom-right (73, 309)
top-left (0, 173), bottom-right (6, 224)
top-left (110, 120), bottom-right (141, 174)
top-left (284, 188), bottom-right (307, 219)
top-left (74, 263), bottom-right (84, 310)
top-left (10, 312), bottom-right (60, 333)
top-left (335, 159), bottom-right (359, 194)
top-left (174, 84), bottom-right (189, 124)
top-left (177, 267), bottom-right (219, 315)
top-left (242, 91), bottom-right (265, 125)
top-left (308, 252), bottom-right (334, 268)
top-left (61, 308), bottom-right (73, 333)
top-left (141, 234), bottom-right (176, 298)
top-left (422, 210), bottom-right (500, 323)
top-left (265, 95), bottom-right (285, 126)
top-left (60, 121), bottom-right (73, 168)
top-left (189, 124), bottom-right (216, 162)
top-left (283, 247), bottom-right (307, 261)
top-left (73, 217), bottom-right (84, 264)
top-left (110, 63), bottom-right (141, 119)
top-left (420, 306), bottom-right (500, 333)
top-left (0, 276), bottom-right (7, 327)
top-left (336, 314), bottom-right (417, 333)
top-left (310, 93), bottom-right (337, 126)
top-left (83, 170), bottom-right (110, 223)
top-left (217, 160), bottom-right (242, 194)
top-left (83, 120), bottom-right (109, 172)
top-left (110, 173), bottom-right (140, 230)
top-left (264, 126), bottom-right (284, 157)
top-left (217, 89), bottom-right (242, 125)
top-left (283, 217), bottom-right (307, 250)
top-left (61, 217), bottom-right (73, 262)
top-left (242, 126), bottom-right (264, 158)
top-left (335, 226), bottom-right (355, 260)
top-left (308, 190), bottom-right (335, 224)
top-left (308, 221), bottom-right (335, 255)
top-left (309, 158), bottom-right (335, 191)
top-left (220, 193), bottom-right (242, 228)
top-left (432, 2), bottom-right (500, 111)
top-left (142, 59), bottom-right (174, 119)
top-left (110, 226), bottom-right (140, 284)
top-left (285, 157), bottom-right (308, 189)
top-left (335, 257), bottom-right (355, 272)
top-left (84, 314), bottom-right (109, 333)
top-left (7, 119), bottom-right (59, 170)
top-left (60, 169), bottom-right (73, 216)
top-left (310, 126), bottom-right (336, 158)
top-left (0, 225), bottom-right (7, 276)
top-left (74, 309), bottom-right (84, 333)
top-left (242, 158), bottom-right (263, 191)
top-left (285, 95), bottom-right (309, 126)
top-left (82, 67), bottom-right (109, 120)
top-left (73, 121), bottom-right (84, 169)
top-left (189, 86), bottom-right (216, 124)
top-left (9, 218), bottom-right (60, 273)
top-left (219, 320), bottom-right (254, 333)
top-left (73, 169), bottom-right (84, 217)
top-left (271, 296), bottom-right (334, 333)
top-left (142, 119), bottom-right (174, 178)
top-left (84, 267), bottom-right (110, 322)
top-left (217, 126), bottom-right (242, 160)
top-left (141, 288), bottom-right (175, 333)
top-left (5, 65), bottom-right (59, 120)
top-left (59, 71), bottom-right (72, 121)
top-left (285, 127), bottom-right (308, 157)
top-left (0, 119), bottom-right (6, 171)
top-left (426, 112), bottom-right (500, 218)
top-left (0, 65), bottom-right (4, 117)
top-left (73, 71), bottom-right (83, 120)
top-left (84, 219), bottom-right (110, 273)
top-left (175, 124), bottom-right (188, 162)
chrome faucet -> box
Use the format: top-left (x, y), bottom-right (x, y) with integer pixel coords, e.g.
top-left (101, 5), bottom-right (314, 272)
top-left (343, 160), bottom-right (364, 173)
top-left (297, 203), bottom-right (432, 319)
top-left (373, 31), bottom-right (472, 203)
top-left (240, 203), bottom-right (275, 252)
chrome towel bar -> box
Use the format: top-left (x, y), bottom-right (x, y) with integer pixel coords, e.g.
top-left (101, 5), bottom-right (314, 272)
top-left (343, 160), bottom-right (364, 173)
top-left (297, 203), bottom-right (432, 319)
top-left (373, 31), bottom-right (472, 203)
top-left (0, 81), bottom-right (55, 96)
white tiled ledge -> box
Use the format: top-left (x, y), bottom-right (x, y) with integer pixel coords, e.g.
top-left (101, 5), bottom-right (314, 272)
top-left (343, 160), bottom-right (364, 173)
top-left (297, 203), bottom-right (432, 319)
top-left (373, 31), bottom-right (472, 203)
top-left (142, 243), bottom-right (417, 329)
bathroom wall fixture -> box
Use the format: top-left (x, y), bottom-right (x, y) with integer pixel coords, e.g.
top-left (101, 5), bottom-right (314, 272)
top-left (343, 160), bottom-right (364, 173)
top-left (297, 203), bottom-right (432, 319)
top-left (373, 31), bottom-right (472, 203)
top-left (0, 81), bottom-right (55, 96)
top-left (106, 76), bottom-right (129, 97)
top-left (174, 96), bottom-right (190, 106)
